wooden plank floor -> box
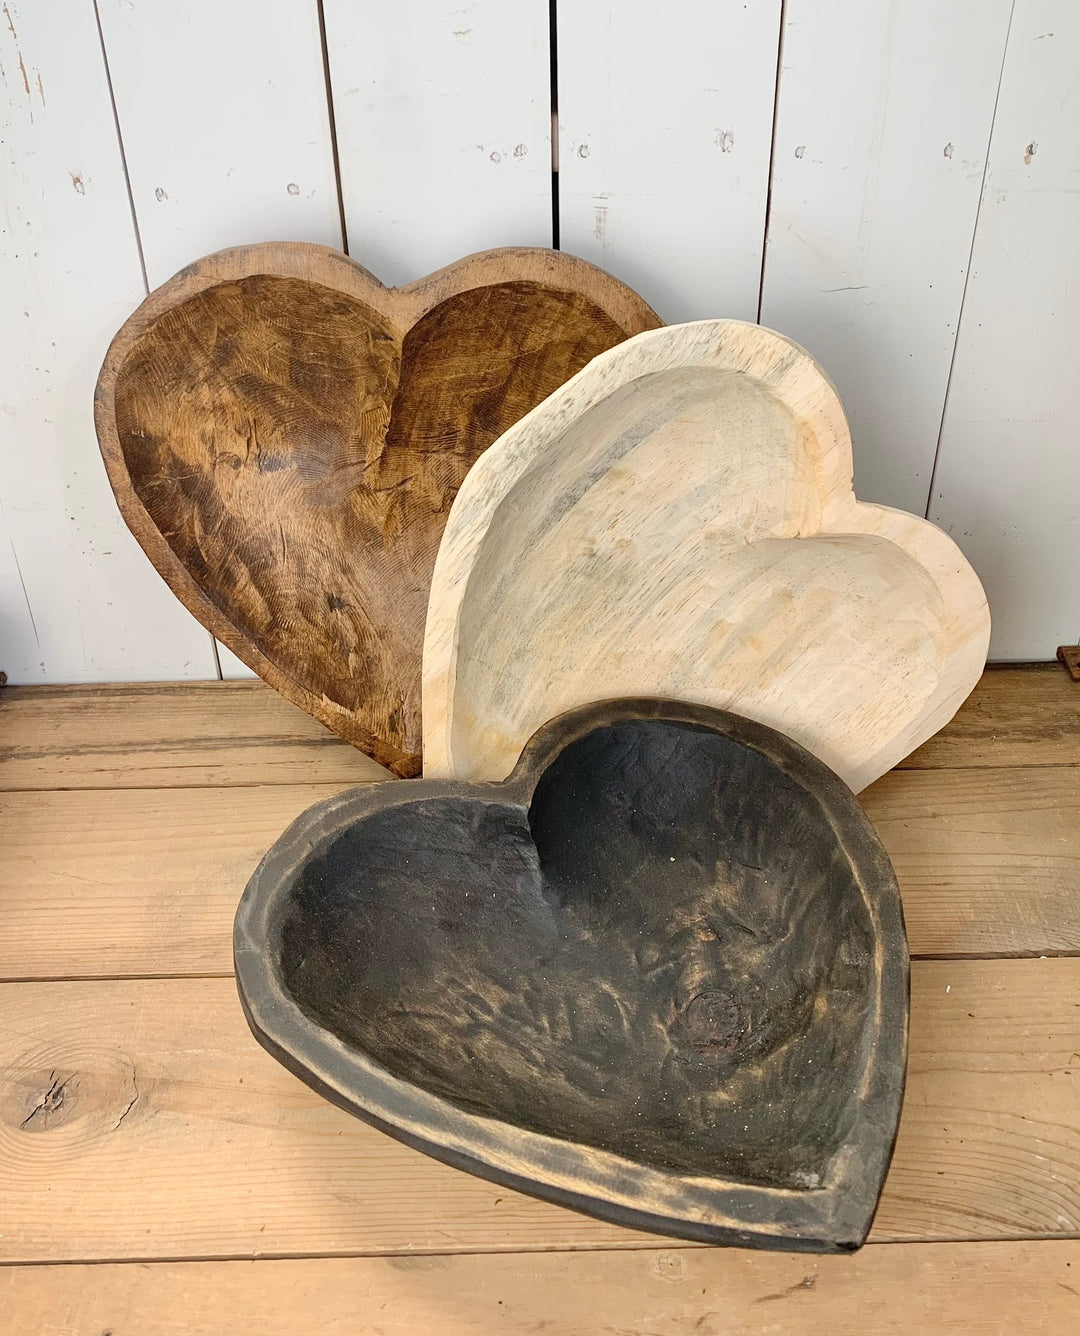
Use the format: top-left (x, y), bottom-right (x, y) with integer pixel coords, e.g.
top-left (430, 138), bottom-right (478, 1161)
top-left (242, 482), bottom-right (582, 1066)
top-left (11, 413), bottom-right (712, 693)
top-left (0, 665), bottom-right (1076, 1333)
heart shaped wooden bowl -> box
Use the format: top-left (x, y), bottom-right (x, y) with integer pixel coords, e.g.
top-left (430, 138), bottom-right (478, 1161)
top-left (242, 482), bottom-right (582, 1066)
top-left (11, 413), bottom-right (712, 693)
top-left (423, 320), bottom-right (990, 792)
top-left (235, 699), bottom-right (908, 1251)
top-left (94, 243), bottom-right (659, 776)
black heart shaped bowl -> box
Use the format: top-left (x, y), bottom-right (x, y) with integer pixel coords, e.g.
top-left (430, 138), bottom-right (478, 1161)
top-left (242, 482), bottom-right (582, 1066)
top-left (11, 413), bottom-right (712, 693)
top-left (234, 699), bottom-right (908, 1251)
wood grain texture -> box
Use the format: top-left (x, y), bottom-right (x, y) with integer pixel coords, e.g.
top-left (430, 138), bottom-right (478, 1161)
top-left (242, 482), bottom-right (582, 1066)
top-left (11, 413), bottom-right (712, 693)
top-left (237, 702), bottom-right (907, 1251)
top-left (5, 1240), bottom-right (1077, 1336)
top-left (424, 321), bottom-right (990, 792)
top-left (862, 766), bottom-right (1080, 958)
top-left (0, 667), bottom-right (1066, 793)
top-left (0, 760), bottom-right (1074, 982)
top-left (95, 242), bottom-right (660, 776)
top-left (0, 783), bottom-right (352, 979)
top-left (0, 960), bottom-right (1074, 1261)
top-left (897, 663), bottom-right (1079, 770)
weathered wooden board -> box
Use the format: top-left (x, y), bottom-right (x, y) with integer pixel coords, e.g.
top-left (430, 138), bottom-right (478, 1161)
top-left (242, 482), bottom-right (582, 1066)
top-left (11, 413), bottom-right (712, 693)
top-left (897, 664), bottom-right (1078, 770)
top-left (424, 321), bottom-right (990, 791)
top-left (323, 0), bottom-right (553, 281)
top-left (4, 1240), bottom-right (1077, 1336)
top-left (96, 242), bottom-right (659, 775)
top-left (930, 0), bottom-right (1080, 660)
top-left (760, 0), bottom-right (1014, 511)
top-left (0, 961), bottom-right (1074, 1260)
top-left (0, 681), bottom-right (389, 792)
top-left (861, 766), bottom-right (1080, 959)
top-left (0, 762), bottom-right (1074, 981)
top-left (0, 0), bottom-right (219, 684)
top-left (95, 0), bottom-right (342, 289)
top-left (557, 0), bottom-right (782, 322)
top-left (0, 668), bottom-right (1067, 793)
top-left (0, 783), bottom-right (351, 979)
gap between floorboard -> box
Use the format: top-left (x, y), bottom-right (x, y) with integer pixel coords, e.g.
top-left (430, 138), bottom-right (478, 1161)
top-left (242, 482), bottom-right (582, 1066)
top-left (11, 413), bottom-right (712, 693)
top-left (0, 1231), bottom-right (1075, 1269)
top-left (2, 759), bottom-right (1076, 797)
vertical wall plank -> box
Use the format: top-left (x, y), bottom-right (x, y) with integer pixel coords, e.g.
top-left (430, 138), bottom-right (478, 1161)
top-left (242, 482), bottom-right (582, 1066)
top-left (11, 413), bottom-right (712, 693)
top-left (557, 0), bottom-right (782, 323)
top-left (760, 0), bottom-right (1014, 512)
top-left (0, 0), bottom-right (218, 683)
top-left (95, 0), bottom-right (343, 679)
top-left (930, 0), bottom-right (1080, 659)
top-left (96, 0), bottom-right (342, 291)
top-left (324, 0), bottom-right (552, 286)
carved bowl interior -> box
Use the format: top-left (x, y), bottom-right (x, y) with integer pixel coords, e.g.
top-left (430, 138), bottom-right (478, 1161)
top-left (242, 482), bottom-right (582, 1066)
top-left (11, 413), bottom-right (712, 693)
top-left (234, 700), bottom-right (908, 1251)
top-left (95, 243), bottom-right (659, 775)
top-left (422, 319), bottom-right (990, 791)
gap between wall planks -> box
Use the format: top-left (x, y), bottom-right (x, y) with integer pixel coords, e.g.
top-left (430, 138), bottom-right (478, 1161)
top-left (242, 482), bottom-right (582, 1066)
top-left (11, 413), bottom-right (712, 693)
top-left (1, 672), bottom-right (1075, 980)
top-left (2, 1241), bottom-right (1077, 1336)
top-left (0, 500), bottom-right (39, 684)
top-left (0, 960), bottom-right (1075, 1261)
top-left (556, 0), bottom-right (782, 323)
top-left (759, 0), bottom-right (1014, 515)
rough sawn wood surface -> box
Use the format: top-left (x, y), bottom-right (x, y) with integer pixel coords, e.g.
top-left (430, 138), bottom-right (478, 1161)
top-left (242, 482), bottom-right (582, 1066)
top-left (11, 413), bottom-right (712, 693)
top-left (424, 320), bottom-right (991, 792)
top-left (235, 700), bottom-right (908, 1252)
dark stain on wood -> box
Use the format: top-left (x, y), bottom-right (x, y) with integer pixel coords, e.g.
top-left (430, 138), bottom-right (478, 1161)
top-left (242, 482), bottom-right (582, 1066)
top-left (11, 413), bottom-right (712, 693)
top-left (97, 244), bottom-right (660, 776)
top-left (235, 699), bottom-right (909, 1251)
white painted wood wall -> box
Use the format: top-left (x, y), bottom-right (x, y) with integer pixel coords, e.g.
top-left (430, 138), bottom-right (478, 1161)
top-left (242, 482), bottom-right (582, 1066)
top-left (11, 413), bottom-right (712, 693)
top-left (1, 0), bottom-right (1075, 682)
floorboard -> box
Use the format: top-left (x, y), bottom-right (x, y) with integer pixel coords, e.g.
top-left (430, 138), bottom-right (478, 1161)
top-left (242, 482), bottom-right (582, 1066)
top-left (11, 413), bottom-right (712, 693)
top-left (1, 666), bottom-right (1074, 792)
top-left (0, 680), bottom-right (389, 791)
top-left (3, 1240), bottom-right (1076, 1336)
top-left (0, 961), bottom-right (1075, 1262)
top-left (897, 664), bottom-right (1078, 770)
top-left (1, 762), bottom-right (1074, 980)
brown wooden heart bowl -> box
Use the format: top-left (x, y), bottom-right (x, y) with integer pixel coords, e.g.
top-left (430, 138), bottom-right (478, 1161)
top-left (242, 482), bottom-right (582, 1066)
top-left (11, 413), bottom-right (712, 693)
top-left (234, 699), bottom-right (908, 1251)
top-left (94, 243), bottom-right (659, 775)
